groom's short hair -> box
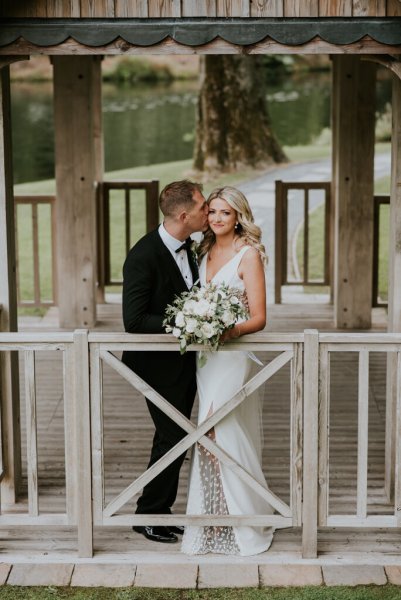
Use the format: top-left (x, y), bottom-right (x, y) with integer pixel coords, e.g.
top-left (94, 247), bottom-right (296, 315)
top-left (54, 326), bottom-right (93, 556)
top-left (159, 180), bottom-right (203, 217)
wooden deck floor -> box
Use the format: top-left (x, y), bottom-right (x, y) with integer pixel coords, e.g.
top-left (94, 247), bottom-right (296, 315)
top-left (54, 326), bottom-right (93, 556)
top-left (6, 302), bottom-right (399, 563)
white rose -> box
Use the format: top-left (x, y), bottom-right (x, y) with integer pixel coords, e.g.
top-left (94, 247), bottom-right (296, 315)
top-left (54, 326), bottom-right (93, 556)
top-left (201, 322), bottom-right (215, 339)
top-left (175, 311), bottom-right (185, 327)
top-left (206, 302), bottom-right (217, 318)
top-left (185, 318), bottom-right (197, 333)
top-left (172, 327), bottom-right (182, 338)
top-left (183, 299), bottom-right (196, 314)
top-left (194, 298), bottom-right (210, 317)
top-left (222, 310), bottom-right (235, 326)
top-left (230, 296), bottom-right (240, 305)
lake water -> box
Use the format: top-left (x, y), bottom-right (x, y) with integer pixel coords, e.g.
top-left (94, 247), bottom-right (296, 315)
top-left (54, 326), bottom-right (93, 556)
top-left (10, 72), bottom-right (392, 185)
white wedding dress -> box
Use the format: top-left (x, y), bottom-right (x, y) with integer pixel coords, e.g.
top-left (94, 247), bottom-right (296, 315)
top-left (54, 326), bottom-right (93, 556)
top-left (181, 246), bottom-right (274, 556)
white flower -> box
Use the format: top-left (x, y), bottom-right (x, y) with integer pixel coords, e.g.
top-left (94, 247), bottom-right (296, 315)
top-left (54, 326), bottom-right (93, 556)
top-left (172, 327), bottom-right (182, 338)
top-left (230, 296), bottom-right (240, 305)
top-left (185, 318), bottom-right (198, 333)
top-left (222, 310), bottom-right (235, 326)
top-left (194, 299), bottom-right (211, 317)
top-left (201, 322), bottom-right (215, 338)
top-left (206, 302), bottom-right (217, 318)
top-left (183, 299), bottom-right (197, 314)
top-left (175, 311), bottom-right (185, 327)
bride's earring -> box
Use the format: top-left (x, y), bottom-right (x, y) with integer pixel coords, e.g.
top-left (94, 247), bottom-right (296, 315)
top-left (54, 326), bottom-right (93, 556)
top-left (235, 222), bottom-right (239, 231)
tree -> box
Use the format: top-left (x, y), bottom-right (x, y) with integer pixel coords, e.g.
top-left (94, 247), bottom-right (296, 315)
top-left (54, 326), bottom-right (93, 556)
top-left (194, 55), bottom-right (287, 173)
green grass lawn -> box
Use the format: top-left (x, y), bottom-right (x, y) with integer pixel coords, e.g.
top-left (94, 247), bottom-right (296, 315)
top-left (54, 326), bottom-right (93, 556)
top-left (2, 587), bottom-right (401, 600)
top-left (296, 173), bottom-right (391, 301)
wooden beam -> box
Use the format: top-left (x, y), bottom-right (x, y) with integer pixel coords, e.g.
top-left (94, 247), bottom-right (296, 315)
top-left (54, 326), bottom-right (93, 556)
top-left (385, 72), bottom-right (401, 499)
top-left (53, 56), bottom-right (98, 328)
top-left (332, 56), bottom-right (376, 329)
top-left (0, 66), bottom-right (22, 504)
top-left (1, 35), bottom-right (401, 55)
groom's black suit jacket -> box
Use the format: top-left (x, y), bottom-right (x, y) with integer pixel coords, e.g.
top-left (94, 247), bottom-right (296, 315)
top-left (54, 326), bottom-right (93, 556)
top-left (122, 227), bottom-right (198, 392)
top-left (122, 227), bottom-right (198, 514)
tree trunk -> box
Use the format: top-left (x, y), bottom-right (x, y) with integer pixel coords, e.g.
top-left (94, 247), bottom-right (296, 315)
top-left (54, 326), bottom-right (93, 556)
top-left (194, 55), bottom-right (287, 172)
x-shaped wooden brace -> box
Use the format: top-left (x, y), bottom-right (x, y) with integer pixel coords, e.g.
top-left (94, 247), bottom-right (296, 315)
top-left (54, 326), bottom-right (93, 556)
top-left (100, 349), bottom-right (294, 519)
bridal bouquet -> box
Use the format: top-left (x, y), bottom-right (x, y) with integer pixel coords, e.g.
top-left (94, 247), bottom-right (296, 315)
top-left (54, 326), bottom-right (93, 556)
top-left (163, 283), bottom-right (248, 366)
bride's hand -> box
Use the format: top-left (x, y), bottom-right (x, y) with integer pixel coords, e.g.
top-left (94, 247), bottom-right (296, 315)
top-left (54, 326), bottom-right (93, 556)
top-left (220, 324), bottom-right (241, 343)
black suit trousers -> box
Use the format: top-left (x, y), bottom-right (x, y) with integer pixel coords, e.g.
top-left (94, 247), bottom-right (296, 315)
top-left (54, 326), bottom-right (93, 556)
top-left (135, 352), bottom-right (197, 515)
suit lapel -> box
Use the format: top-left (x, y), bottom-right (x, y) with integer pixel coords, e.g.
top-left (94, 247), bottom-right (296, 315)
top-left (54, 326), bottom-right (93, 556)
top-left (153, 229), bottom-right (188, 294)
top-left (187, 241), bottom-right (200, 286)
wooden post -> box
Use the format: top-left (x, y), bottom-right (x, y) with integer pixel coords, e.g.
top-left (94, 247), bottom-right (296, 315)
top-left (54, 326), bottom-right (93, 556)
top-left (73, 330), bottom-right (93, 557)
top-left (92, 56), bottom-right (106, 304)
top-left (385, 72), bottom-right (401, 500)
top-left (302, 329), bottom-right (319, 558)
top-left (0, 66), bottom-right (21, 504)
top-left (53, 56), bottom-right (99, 328)
top-left (332, 56), bottom-right (376, 329)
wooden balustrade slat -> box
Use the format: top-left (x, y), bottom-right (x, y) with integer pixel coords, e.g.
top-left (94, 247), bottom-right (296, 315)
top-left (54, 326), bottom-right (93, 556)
top-left (318, 345), bottom-right (330, 526)
top-left (302, 329), bottom-right (319, 558)
top-left (290, 342), bottom-right (303, 526)
top-left (357, 350), bottom-right (369, 518)
top-left (90, 344), bottom-right (105, 525)
top-left (24, 350), bottom-right (39, 517)
top-left (64, 345), bottom-right (77, 525)
top-left (73, 330), bottom-right (93, 558)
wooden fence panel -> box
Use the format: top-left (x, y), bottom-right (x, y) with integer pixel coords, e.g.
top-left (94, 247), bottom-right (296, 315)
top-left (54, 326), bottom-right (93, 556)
top-left (319, 0), bottom-right (352, 15)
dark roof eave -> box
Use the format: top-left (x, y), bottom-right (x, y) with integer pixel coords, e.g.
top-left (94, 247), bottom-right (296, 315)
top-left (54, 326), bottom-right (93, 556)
top-left (0, 17), bottom-right (400, 48)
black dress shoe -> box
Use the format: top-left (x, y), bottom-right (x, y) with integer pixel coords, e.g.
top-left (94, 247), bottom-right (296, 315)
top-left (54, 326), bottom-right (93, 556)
top-left (168, 525), bottom-right (184, 535)
top-left (132, 525), bottom-right (178, 543)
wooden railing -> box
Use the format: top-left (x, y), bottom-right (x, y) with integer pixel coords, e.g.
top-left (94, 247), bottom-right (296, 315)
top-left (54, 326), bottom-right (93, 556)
top-left (96, 180), bottom-right (159, 289)
top-left (14, 195), bottom-right (57, 308)
top-left (0, 330), bottom-right (400, 559)
top-left (275, 181), bottom-right (332, 304)
top-left (373, 195), bottom-right (390, 308)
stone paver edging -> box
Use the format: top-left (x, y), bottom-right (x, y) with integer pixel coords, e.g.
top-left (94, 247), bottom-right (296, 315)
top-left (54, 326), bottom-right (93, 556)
top-left (1, 562), bottom-right (400, 588)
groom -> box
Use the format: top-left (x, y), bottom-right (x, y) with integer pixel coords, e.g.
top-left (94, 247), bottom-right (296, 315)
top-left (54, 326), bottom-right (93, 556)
top-left (122, 180), bottom-right (208, 543)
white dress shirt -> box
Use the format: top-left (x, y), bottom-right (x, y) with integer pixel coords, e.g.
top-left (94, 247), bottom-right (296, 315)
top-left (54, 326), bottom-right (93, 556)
top-left (158, 223), bottom-right (193, 289)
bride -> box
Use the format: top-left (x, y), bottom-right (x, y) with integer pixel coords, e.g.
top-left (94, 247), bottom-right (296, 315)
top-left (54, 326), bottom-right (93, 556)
top-left (182, 186), bottom-right (274, 556)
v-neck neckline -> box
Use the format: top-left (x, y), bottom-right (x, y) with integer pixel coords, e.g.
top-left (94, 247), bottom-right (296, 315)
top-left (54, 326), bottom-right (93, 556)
top-left (205, 246), bottom-right (248, 284)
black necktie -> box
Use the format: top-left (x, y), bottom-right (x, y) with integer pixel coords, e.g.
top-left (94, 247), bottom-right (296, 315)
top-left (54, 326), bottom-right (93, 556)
top-left (175, 238), bottom-right (192, 253)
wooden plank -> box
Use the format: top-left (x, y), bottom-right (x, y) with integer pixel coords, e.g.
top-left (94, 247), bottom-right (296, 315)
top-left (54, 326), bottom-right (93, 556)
top-left (90, 344), bottom-right (105, 525)
top-left (357, 350), bottom-right (369, 519)
top-left (332, 56), bottom-right (376, 329)
top-left (105, 514), bottom-right (292, 526)
top-left (319, 0), bottom-right (352, 15)
top-left (80, 0), bottom-right (115, 16)
top-left (3, 36), bottom-right (401, 56)
top-left (0, 66), bottom-right (21, 505)
top-left (290, 342), bottom-right (303, 526)
top-left (353, 0), bottom-right (386, 16)
top-left (148, 0), bottom-right (180, 16)
top-left (73, 330), bottom-right (93, 558)
top-left (53, 57), bottom-right (98, 328)
top-left (115, 0), bottom-right (148, 16)
top-left (318, 346), bottom-right (329, 526)
top-left (284, 0), bottom-right (318, 16)
top-left (217, 0), bottom-right (250, 16)
top-left (146, 180), bottom-right (159, 232)
top-left (181, 0), bottom-right (217, 15)
top-left (327, 515), bottom-right (397, 527)
top-left (251, 0), bottom-right (283, 16)
top-left (302, 329), bottom-right (319, 558)
top-left (24, 350), bottom-right (39, 517)
top-left (63, 345), bottom-right (77, 525)
top-left (385, 0), bottom-right (401, 16)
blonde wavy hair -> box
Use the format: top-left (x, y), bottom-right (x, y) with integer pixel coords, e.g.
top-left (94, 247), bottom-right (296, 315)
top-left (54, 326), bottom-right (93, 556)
top-left (198, 186), bottom-right (268, 265)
